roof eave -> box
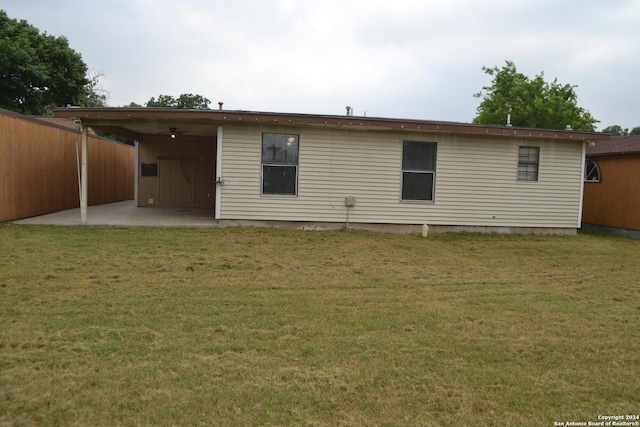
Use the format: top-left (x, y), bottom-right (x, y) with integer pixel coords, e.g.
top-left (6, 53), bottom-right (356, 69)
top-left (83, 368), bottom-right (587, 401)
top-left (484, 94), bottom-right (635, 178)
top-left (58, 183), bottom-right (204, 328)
top-left (588, 151), bottom-right (640, 157)
top-left (53, 107), bottom-right (607, 141)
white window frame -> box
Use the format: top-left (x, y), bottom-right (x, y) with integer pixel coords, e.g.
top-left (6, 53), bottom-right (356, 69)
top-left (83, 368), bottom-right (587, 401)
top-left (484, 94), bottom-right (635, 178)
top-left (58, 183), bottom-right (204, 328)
top-left (517, 146), bottom-right (540, 182)
top-left (584, 158), bottom-right (601, 182)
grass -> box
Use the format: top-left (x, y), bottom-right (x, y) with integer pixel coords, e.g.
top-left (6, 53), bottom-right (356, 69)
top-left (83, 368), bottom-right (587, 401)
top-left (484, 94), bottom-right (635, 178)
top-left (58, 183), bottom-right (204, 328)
top-left (0, 224), bottom-right (638, 426)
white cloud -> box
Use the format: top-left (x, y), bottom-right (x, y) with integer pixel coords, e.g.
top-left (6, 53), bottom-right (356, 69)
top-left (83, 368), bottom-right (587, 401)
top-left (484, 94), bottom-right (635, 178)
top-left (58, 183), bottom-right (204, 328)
top-left (3, 0), bottom-right (640, 128)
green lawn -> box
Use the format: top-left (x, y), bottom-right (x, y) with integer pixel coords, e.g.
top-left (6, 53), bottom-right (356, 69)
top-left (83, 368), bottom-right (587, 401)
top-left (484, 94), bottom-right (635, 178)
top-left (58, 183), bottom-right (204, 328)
top-left (0, 225), bottom-right (638, 426)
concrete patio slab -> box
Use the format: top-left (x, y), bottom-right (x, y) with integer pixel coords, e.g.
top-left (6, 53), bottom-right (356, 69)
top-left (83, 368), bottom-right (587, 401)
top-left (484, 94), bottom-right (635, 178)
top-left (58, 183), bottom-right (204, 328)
top-left (12, 200), bottom-right (217, 227)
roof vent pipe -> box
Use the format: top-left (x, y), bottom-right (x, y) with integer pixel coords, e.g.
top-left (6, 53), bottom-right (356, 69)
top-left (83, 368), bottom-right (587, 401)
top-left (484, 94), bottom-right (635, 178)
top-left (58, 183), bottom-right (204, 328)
top-left (218, 102), bottom-right (224, 110)
top-left (506, 113), bottom-right (512, 127)
top-left (346, 106), bottom-right (352, 116)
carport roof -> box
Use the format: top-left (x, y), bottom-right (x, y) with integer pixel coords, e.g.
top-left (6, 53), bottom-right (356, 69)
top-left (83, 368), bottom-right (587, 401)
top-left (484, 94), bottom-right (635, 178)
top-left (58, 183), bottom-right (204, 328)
top-left (54, 107), bottom-right (607, 142)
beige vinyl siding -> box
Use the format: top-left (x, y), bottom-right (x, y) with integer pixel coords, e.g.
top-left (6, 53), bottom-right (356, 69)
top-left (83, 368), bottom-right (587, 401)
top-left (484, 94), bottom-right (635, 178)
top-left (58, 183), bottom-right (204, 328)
top-left (220, 125), bottom-right (583, 227)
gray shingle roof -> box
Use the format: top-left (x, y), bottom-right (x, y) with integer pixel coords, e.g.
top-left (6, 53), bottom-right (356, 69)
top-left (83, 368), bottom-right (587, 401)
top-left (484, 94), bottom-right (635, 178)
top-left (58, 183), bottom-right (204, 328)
top-left (587, 135), bottom-right (640, 156)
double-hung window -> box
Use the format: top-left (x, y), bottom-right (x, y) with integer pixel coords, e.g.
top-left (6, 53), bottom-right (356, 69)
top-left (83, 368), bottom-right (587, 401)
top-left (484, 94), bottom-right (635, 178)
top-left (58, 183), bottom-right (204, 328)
top-left (402, 141), bottom-right (437, 201)
top-left (517, 146), bottom-right (540, 181)
top-left (261, 133), bottom-right (299, 196)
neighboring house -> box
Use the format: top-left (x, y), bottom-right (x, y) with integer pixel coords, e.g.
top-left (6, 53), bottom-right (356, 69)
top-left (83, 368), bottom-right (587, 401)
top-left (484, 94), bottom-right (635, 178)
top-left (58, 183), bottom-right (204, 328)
top-left (0, 108), bottom-right (135, 222)
top-left (582, 135), bottom-right (640, 238)
top-left (54, 107), bottom-right (606, 234)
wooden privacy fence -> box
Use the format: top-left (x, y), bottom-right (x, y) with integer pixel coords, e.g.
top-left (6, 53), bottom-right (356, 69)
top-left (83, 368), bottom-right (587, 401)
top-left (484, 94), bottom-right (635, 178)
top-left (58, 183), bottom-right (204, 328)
top-left (582, 155), bottom-right (640, 231)
top-left (0, 109), bottom-right (134, 222)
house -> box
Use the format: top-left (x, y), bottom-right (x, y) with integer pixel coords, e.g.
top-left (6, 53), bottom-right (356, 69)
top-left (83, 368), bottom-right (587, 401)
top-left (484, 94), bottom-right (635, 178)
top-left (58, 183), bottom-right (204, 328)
top-left (0, 108), bottom-right (134, 222)
top-left (53, 107), bottom-right (606, 234)
top-left (582, 135), bottom-right (640, 238)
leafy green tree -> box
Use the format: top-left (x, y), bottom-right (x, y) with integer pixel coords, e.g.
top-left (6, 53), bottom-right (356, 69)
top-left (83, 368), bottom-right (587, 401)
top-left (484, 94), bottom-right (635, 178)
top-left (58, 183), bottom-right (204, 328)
top-left (145, 93), bottom-right (211, 109)
top-left (146, 94), bottom-right (177, 108)
top-left (0, 10), bottom-right (89, 115)
top-left (473, 61), bottom-right (598, 132)
top-left (630, 126), bottom-right (640, 136)
top-left (601, 125), bottom-right (629, 136)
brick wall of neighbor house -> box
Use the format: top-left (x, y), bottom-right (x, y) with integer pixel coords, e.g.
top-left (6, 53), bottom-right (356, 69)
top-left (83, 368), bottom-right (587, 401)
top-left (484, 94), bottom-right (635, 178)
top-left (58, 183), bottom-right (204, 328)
top-left (0, 111), bottom-right (134, 222)
top-left (220, 124), bottom-right (584, 229)
top-left (582, 155), bottom-right (640, 231)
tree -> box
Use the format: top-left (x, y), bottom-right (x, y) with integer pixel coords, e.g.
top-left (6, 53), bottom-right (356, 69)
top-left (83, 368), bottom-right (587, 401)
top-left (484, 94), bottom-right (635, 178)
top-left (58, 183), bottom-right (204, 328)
top-left (601, 125), bottom-right (640, 136)
top-left (83, 70), bottom-right (109, 107)
top-left (0, 10), bottom-right (89, 115)
top-left (145, 93), bottom-right (211, 109)
top-left (473, 61), bottom-right (598, 132)
top-left (146, 94), bottom-right (177, 108)
top-left (601, 125), bottom-right (629, 136)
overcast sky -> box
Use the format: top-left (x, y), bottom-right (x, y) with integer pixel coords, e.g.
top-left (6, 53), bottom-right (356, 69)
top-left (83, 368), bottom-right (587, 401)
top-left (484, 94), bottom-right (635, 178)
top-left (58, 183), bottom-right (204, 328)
top-left (3, 0), bottom-right (639, 130)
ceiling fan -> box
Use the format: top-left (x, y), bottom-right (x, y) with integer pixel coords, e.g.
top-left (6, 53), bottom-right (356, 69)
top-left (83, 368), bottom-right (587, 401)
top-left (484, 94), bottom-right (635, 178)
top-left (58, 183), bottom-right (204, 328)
top-left (158, 127), bottom-right (187, 139)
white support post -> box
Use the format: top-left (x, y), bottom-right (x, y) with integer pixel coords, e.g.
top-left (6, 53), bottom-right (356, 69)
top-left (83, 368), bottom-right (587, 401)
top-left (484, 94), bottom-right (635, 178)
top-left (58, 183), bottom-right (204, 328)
top-left (577, 141), bottom-right (587, 228)
top-left (81, 126), bottom-right (88, 225)
top-left (215, 126), bottom-right (223, 220)
top-left (134, 140), bottom-right (139, 204)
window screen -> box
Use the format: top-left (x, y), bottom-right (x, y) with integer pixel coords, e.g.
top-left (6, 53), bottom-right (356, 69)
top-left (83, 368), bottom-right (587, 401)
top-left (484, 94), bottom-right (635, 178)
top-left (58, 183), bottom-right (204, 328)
top-left (402, 141), bottom-right (437, 201)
